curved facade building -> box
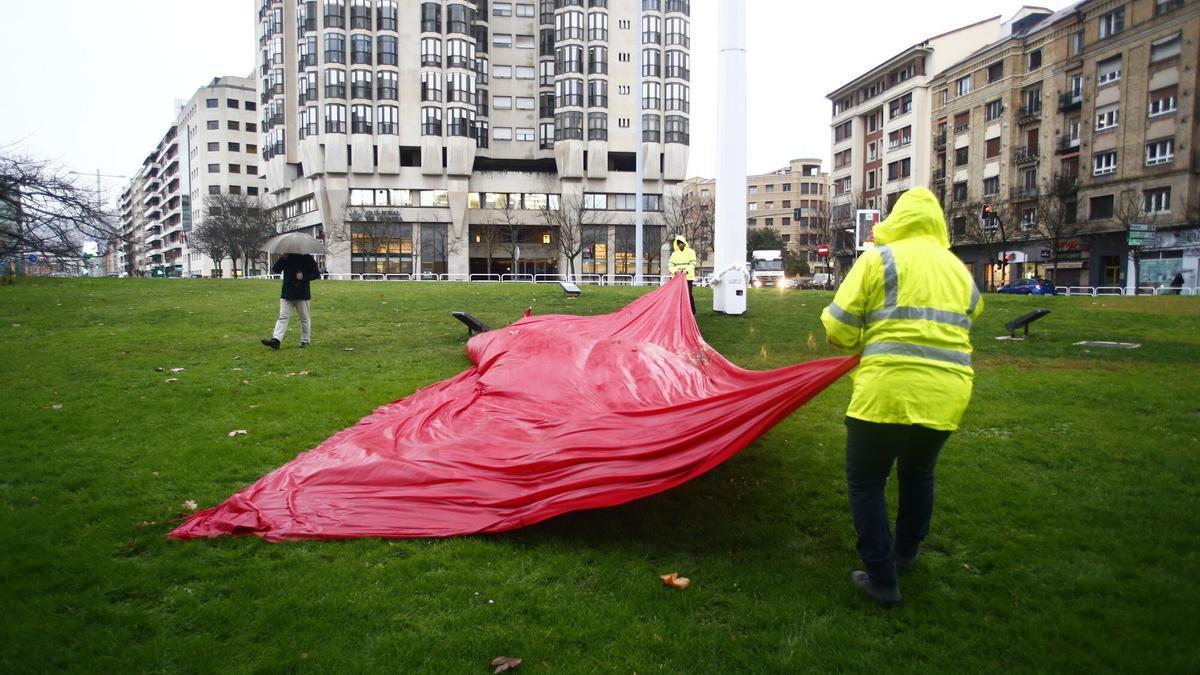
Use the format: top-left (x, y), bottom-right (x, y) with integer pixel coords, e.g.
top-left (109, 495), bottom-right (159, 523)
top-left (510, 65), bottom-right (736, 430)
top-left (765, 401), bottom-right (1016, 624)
top-left (256, 0), bottom-right (691, 278)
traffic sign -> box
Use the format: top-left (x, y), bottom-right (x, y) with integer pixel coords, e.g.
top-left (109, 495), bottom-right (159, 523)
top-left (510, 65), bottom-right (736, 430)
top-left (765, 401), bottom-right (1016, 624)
top-left (817, 244), bottom-right (830, 257)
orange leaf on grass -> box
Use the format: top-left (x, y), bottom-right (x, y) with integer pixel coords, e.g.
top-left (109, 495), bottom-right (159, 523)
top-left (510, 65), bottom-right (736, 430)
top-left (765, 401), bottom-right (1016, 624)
top-left (660, 572), bottom-right (690, 589)
top-left (490, 656), bottom-right (522, 673)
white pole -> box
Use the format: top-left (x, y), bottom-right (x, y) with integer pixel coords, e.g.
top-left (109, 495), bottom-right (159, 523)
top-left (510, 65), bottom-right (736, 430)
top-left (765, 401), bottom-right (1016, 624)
top-left (634, 3), bottom-right (645, 285)
top-left (713, 0), bottom-right (747, 314)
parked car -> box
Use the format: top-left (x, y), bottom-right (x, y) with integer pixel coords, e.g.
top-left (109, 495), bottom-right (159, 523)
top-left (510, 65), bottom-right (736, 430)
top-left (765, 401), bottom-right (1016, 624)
top-left (997, 278), bottom-right (1057, 295)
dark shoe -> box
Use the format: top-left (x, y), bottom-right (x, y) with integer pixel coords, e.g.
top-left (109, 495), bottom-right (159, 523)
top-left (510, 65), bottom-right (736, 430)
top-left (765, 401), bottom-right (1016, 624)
top-left (260, 337), bottom-right (280, 350)
top-left (895, 552), bottom-right (918, 572)
top-left (851, 570), bottom-right (903, 608)
top-left (299, 342), bottom-right (308, 348)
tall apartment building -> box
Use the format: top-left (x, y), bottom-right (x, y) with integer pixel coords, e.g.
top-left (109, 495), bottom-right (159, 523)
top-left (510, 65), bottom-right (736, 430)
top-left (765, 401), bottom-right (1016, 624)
top-left (256, 0), bottom-right (691, 278)
top-left (826, 18), bottom-right (1003, 220)
top-left (120, 76), bottom-right (262, 276)
top-left (745, 158), bottom-right (829, 267)
top-left (930, 0), bottom-right (1199, 289)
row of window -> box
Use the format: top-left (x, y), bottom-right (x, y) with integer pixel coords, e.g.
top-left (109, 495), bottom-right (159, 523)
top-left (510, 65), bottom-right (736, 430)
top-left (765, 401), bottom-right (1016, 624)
top-left (291, 1), bottom-right (400, 33)
top-left (205, 120), bottom-right (258, 133)
top-left (206, 184), bottom-right (261, 197)
top-left (204, 141), bottom-right (259, 155)
top-left (206, 163), bottom-right (259, 175)
top-left (205, 98), bottom-right (258, 111)
top-left (346, 189), bottom-right (666, 213)
top-left (747, 183), bottom-right (823, 195)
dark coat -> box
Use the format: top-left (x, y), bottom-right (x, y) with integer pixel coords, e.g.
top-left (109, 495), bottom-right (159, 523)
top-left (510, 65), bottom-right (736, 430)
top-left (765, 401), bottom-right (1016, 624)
top-left (272, 254), bottom-right (321, 300)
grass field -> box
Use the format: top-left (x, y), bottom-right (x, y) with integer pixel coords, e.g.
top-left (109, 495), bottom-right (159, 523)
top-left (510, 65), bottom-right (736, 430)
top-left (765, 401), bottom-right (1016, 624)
top-left (1, 277), bottom-right (1198, 673)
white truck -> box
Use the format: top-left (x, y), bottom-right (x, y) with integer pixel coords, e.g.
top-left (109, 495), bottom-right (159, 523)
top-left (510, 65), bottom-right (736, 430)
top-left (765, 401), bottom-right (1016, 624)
top-left (750, 250), bottom-right (785, 288)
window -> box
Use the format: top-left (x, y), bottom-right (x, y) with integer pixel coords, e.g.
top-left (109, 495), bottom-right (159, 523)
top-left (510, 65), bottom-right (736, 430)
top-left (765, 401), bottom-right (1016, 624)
top-left (955, 146), bottom-right (969, 167)
top-left (587, 112), bottom-right (607, 140)
top-left (642, 81), bottom-right (660, 109)
top-left (1095, 104), bottom-right (1119, 131)
top-left (1097, 57), bottom-right (1121, 86)
top-left (228, 164), bottom-right (241, 174)
top-left (206, 120), bottom-right (219, 130)
top-left (516, 96), bottom-right (535, 110)
top-left (1022, 86), bottom-right (1041, 115)
top-left (517, 4), bottom-right (535, 17)
top-left (834, 120), bottom-right (852, 143)
top-left (209, 185), bottom-right (220, 195)
top-left (887, 126), bottom-right (911, 149)
top-left (1027, 49), bottom-right (1042, 71)
top-left (1149, 86), bottom-right (1177, 116)
top-left (246, 122), bottom-right (257, 133)
top-left (555, 78), bottom-right (583, 107)
top-left (1145, 139), bottom-right (1174, 166)
top-left (983, 176), bottom-right (999, 196)
top-left (956, 75), bottom-right (972, 96)
top-left (206, 98), bottom-right (218, 108)
top-left (207, 141), bottom-right (219, 151)
top-left (324, 32), bottom-right (345, 63)
top-left (953, 111), bottom-right (969, 133)
top-left (351, 104), bottom-right (372, 133)
top-left (588, 45), bottom-right (608, 74)
top-left (666, 50), bottom-right (689, 80)
top-left (378, 105), bottom-right (398, 134)
top-left (516, 66), bottom-right (535, 80)
top-left (377, 71), bottom-right (398, 100)
top-left (888, 93), bottom-right (912, 119)
top-left (245, 101), bottom-right (256, 111)
top-left (516, 34), bottom-right (534, 49)
top-left (556, 10), bottom-right (583, 40)
top-left (1157, 0), bottom-right (1183, 14)
top-left (421, 71), bottom-right (442, 101)
top-left (666, 115), bottom-right (690, 144)
top-left (248, 187), bottom-right (259, 196)
top-left (494, 95), bottom-right (512, 109)
top-left (377, 35), bottom-right (398, 65)
top-left (1092, 150), bottom-right (1117, 176)
top-left (986, 62), bottom-right (1003, 83)
top-left (555, 111), bottom-right (584, 140)
top-left (985, 99), bottom-right (1003, 121)
top-left (986, 137), bottom-right (1001, 159)
top-left (1144, 187), bottom-right (1171, 213)
top-left (1071, 31), bottom-right (1084, 55)
top-left (227, 121), bottom-right (240, 131)
top-left (494, 33), bottom-right (512, 47)
top-left (351, 34), bottom-right (372, 64)
top-left (245, 165), bottom-right (257, 175)
top-left (557, 44), bottom-right (583, 73)
top-left (886, 158), bottom-right (911, 181)
top-left (493, 2), bottom-right (512, 16)
top-left (1090, 195), bottom-right (1114, 219)
top-left (516, 127), bottom-right (535, 141)
top-left (492, 64), bottom-right (512, 79)
top-left (1099, 7), bottom-right (1124, 39)
top-left (1151, 33), bottom-right (1181, 62)
top-left (421, 37), bottom-right (442, 67)
top-left (325, 0), bottom-right (346, 28)
top-left (325, 103), bottom-right (347, 133)
top-left (207, 163), bottom-right (219, 173)
top-left (833, 149), bottom-right (851, 169)
top-left (589, 79), bottom-right (608, 107)
top-left (589, 12), bottom-right (608, 41)
top-left (227, 142), bottom-right (240, 152)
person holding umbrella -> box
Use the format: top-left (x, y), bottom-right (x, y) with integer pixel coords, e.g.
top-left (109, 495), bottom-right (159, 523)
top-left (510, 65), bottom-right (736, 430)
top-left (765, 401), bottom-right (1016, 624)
top-left (260, 232), bottom-right (325, 349)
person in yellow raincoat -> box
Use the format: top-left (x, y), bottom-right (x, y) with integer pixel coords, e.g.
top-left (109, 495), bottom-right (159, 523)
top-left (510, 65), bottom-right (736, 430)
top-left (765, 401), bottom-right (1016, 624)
top-left (668, 235), bottom-right (699, 314)
top-left (820, 187), bottom-right (983, 608)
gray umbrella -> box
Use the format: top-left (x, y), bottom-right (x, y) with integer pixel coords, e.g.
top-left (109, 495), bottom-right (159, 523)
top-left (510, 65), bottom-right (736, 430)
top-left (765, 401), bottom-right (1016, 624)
top-left (262, 231), bottom-right (326, 255)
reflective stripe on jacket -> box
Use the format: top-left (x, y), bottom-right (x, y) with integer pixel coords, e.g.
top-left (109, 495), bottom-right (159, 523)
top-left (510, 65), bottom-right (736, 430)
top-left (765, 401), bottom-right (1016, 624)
top-left (820, 187), bottom-right (983, 431)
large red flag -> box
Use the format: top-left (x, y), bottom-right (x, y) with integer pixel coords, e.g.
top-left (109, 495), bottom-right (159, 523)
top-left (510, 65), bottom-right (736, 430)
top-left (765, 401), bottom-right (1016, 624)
top-left (172, 275), bottom-right (856, 541)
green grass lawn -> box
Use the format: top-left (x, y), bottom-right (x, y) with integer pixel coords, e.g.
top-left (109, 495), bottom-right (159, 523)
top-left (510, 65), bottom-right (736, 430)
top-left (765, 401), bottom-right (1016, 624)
top-left (1, 277), bottom-right (1198, 673)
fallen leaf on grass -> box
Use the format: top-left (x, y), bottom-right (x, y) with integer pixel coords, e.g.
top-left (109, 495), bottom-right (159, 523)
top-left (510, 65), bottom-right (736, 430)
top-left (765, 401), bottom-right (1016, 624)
top-left (170, 367), bottom-right (186, 373)
top-left (155, 367), bottom-right (165, 372)
top-left (164, 378), bottom-right (179, 383)
top-left (806, 332), bottom-right (817, 350)
top-left (298, 371), bottom-right (310, 376)
top-left (228, 429), bottom-right (248, 437)
top-left (241, 380), bottom-right (250, 385)
top-left (491, 656), bottom-right (522, 673)
top-left (344, 348), bottom-right (355, 352)
top-left (183, 500), bottom-right (198, 511)
top-left (660, 572), bottom-right (690, 589)
top-left (50, 403), bottom-right (63, 410)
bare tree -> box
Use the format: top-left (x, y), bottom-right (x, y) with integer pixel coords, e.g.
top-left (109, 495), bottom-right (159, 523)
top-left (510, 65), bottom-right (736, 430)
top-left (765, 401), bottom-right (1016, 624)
top-left (197, 193), bottom-right (293, 277)
top-left (0, 150), bottom-right (123, 274)
top-left (1031, 176), bottom-right (1082, 285)
top-left (658, 191), bottom-right (714, 265)
top-left (471, 220), bottom-right (505, 275)
top-left (540, 194), bottom-right (612, 280)
top-left (813, 190), bottom-right (868, 283)
top-left (1113, 188), bottom-right (1156, 291)
top-left (341, 206), bottom-right (408, 274)
top-left (490, 195), bottom-right (525, 270)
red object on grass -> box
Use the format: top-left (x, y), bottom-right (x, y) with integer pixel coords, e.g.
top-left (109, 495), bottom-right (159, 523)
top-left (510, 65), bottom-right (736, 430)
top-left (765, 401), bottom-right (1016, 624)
top-left (171, 276), bottom-right (857, 541)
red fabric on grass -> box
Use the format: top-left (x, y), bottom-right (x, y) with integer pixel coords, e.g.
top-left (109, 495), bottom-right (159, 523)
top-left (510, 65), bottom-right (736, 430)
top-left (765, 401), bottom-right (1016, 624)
top-left (171, 275), bottom-right (857, 541)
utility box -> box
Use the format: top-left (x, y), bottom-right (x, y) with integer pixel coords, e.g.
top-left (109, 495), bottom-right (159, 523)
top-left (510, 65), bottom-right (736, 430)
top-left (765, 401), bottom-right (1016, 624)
top-left (712, 269), bottom-right (747, 314)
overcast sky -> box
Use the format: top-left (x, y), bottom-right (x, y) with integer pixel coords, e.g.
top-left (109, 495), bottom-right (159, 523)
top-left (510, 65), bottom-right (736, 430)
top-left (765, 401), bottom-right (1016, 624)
top-left (0, 0), bottom-right (1075, 200)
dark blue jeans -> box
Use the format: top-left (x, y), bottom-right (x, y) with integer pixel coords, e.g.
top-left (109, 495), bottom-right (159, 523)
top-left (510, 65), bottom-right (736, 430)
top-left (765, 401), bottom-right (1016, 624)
top-left (845, 416), bottom-right (952, 589)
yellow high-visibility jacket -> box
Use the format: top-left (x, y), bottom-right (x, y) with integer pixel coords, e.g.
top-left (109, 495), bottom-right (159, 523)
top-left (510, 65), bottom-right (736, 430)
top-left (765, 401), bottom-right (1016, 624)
top-left (668, 236), bottom-right (699, 281)
top-left (820, 187), bottom-right (983, 431)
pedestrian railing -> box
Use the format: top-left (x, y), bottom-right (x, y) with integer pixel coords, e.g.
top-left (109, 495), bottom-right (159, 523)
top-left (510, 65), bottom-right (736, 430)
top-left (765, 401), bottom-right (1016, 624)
top-left (470, 273), bottom-right (502, 282)
top-left (501, 273), bottom-right (535, 283)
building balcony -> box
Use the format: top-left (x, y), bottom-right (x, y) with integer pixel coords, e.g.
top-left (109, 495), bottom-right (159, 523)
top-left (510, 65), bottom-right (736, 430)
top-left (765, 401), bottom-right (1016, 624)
top-left (1011, 185), bottom-right (1039, 200)
top-left (953, 123), bottom-right (969, 134)
top-left (1056, 136), bottom-right (1081, 154)
top-left (1058, 92), bottom-right (1082, 111)
top-left (1017, 105), bottom-right (1042, 125)
top-left (933, 168), bottom-right (946, 183)
top-left (1014, 146), bottom-right (1040, 165)
top-left (934, 132), bottom-right (947, 150)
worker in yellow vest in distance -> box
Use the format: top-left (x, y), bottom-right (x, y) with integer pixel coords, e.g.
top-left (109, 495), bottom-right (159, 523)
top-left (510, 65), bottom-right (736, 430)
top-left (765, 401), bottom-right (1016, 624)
top-left (820, 187), bottom-right (983, 609)
top-left (668, 235), bottom-right (699, 314)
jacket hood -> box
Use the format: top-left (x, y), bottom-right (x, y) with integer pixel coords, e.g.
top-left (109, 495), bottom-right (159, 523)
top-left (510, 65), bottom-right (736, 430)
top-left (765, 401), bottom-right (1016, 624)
top-left (673, 235), bottom-right (690, 248)
top-left (872, 187), bottom-right (950, 249)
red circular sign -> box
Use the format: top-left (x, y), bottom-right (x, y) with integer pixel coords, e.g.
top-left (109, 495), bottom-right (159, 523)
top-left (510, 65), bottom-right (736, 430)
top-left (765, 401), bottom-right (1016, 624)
top-left (817, 244), bottom-right (830, 257)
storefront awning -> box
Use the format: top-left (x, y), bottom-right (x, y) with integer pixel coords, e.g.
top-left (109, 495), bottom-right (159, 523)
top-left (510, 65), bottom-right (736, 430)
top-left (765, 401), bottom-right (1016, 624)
top-left (1044, 260), bottom-right (1084, 269)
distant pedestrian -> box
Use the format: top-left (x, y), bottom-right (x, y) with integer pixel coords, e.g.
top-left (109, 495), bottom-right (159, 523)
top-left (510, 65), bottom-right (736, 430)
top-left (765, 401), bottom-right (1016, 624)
top-left (820, 187), bottom-right (983, 608)
top-left (668, 235), bottom-right (699, 314)
top-left (261, 253), bottom-right (321, 349)
top-left (1170, 272), bottom-right (1184, 295)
